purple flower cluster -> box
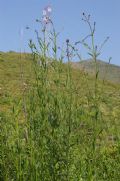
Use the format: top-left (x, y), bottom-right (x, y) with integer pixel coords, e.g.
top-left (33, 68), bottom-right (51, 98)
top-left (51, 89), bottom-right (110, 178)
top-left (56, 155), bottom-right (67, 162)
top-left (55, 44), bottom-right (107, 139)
top-left (42, 5), bottom-right (52, 24)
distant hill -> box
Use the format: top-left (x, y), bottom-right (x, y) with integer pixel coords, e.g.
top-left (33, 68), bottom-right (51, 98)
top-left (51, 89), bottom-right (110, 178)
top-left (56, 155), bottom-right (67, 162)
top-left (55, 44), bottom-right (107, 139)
top-left (70, 60), bottom-right (120, 84)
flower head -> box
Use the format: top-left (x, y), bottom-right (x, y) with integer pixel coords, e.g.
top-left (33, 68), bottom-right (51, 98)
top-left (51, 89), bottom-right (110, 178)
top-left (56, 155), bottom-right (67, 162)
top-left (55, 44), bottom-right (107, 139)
top-left (44, 5), bottom-right (52, 15)
top-left (42, 5), bottom-right (52, 25)
top-left (66, 39), bottom-right (69, 44)
top-left (43, 16), bottom-right (50, 24)
top-left (43, 9), bottom-right (47, 16)
top-left (47, 6), bottom-right (52, 13)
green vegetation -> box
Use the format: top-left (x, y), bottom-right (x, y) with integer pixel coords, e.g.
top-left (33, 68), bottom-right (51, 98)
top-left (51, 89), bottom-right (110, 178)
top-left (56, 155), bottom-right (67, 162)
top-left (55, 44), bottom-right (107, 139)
top-left (0, 12), bottom-right (120, 181)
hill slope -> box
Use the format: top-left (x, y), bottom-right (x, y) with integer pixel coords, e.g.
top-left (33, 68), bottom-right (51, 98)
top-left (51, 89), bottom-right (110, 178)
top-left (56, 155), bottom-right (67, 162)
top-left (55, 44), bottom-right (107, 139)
top-left (0, 52), bottom-right (120, 114)
top-left (70, 59), bottom-right (120, 84)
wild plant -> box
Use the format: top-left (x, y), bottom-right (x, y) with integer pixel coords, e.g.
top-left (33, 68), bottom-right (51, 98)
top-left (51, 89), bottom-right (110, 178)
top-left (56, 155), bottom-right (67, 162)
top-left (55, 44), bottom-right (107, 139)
top-left (0, 6), bottom-right (120, 181)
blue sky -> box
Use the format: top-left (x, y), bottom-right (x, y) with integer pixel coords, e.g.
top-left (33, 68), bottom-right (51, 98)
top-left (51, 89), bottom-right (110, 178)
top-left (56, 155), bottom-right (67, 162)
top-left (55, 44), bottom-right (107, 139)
top-left (0, 0), bottom-right (120, 65)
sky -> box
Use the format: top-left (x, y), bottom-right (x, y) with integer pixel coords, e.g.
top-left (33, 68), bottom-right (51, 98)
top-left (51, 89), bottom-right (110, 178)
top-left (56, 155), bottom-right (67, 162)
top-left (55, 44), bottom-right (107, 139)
top-left (0, 0), bottom-right (120, 65)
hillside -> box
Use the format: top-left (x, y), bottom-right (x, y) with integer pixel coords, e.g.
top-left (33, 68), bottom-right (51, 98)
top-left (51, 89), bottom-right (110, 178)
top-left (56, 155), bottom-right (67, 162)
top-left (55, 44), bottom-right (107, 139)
top-left (0, 52), bottom-right (32, 112)
top-left (70, 59), bottom-right (120, 84)
top-left (0, 52), bottom-right (120, 113)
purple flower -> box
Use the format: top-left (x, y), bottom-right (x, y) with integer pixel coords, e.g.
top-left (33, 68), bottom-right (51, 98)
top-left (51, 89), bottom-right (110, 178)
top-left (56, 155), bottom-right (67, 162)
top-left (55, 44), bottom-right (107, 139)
top-left (47, 6), bottom-right (52, 13)
top-left (42, 5), bottom-right (52, 25)
top-left (43, 5), bottom-right (52, 15)
top-left (42, 16), bottom-right (49, 24)
top-left (43, 9), bottom-right (47, 16)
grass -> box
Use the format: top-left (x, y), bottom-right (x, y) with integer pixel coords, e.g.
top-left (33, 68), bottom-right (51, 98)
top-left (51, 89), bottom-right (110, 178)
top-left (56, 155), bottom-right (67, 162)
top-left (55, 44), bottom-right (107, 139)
top-left (0, 12), bottom-right (120, 181)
